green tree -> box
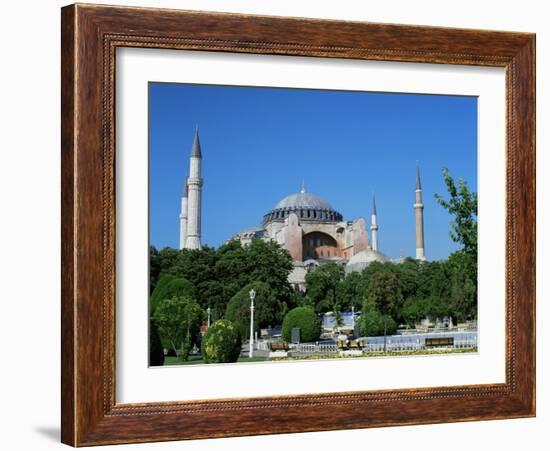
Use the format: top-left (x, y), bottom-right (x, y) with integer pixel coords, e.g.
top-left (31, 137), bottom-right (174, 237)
top-left (225, 281), bottom-right (282, 338)
top-left (217, 239), bottom-right (295, 313)
top-left (149, 246), bottom-right (161, 294)
top-left (149, 246), bottom-right (181, 293)
top-left (151, 239), bottom-right (295, 322)
top-left (446, 251), bottom-right (477, 321)
top-left (394, 258), bottom-right (421, 304)
top-left (149, 321), bottom-right (165, 366)
top-left (201, 320), bottom-right (242, 364)
top-left (281, 307), bottom-right (321, 343)
top-left (435, 168), bottom-right (478, 256)
top-left (152, 296), bottom-right (204, 359)
top-left (401, 297), bottom-right (424, 328)
top-left (365, 269), bottom-right (402, 351)
top-left (359, 303), bottom-right (397, 337)
top-left (366, 269), bottom-right (402, 318)
top-left (149, 274), bottom-right (195, 315)
top-left (305, 263), bottom-right (345, 314)
top-left (171, 246), bottom-right (219, 301)
top-left (337, 271), bottom-right (366, 312)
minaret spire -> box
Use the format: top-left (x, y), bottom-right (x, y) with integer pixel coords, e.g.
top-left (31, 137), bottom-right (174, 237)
top-left (179, 176), bottom-right (189, 250)
top-left (370, 193), bottom-right (379, 252)
top-left (185, 127), bottom-right (203, 249)
top-left (414, 162), bottom-right (426, 261)
top-left (190, 125), bottom-right (202, 158)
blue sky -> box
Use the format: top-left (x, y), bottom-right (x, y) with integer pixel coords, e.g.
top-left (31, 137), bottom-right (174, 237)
top-left (149, 82), bottom-right (477, 261)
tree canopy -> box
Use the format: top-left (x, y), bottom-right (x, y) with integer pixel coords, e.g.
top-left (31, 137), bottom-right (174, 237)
top-left (149, 274), bottom-right (196, 314)
top-left (149, 166), bottom-right (478, 344)
top-left (225, 281), bottom-right (283, 338)
top-left (152, 239), bottom-right (295, 321)
top-left (304, 262), bottom-right (345, 314)
top-left (434, 167), bottom-right (478, 257)
top-left (151, 296), bottom-right (204, 357)
top-left (281, 307), bottom-right (321, 343)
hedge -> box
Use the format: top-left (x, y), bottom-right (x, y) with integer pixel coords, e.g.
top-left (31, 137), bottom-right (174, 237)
top-left (150, 274), bottom-right (195, 314)
top-left (281, 307), bottom-right (321, 343)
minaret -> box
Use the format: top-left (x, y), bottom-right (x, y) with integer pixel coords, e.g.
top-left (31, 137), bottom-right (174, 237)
top-left (185, 127), bottom-right (203, 249)
top-left (414, 162), bottom-right (426, 261)
top-left (179, 177), bottom-right (188, 250)
top-left (370, 194), bottom-right (379, 252)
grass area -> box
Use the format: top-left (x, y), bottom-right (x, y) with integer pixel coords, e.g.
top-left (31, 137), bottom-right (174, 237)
top-left (161, 347), bottom-right (476, 366)
top-left (163, 355), bottom-right (269, 366)
top-left (270, 347), bottom-right (477, 361)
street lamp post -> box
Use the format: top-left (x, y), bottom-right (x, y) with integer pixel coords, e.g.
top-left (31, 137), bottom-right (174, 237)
top-left (351, 305), bottom-right (355, 332)
top-left (249, 289), bottom-right (256, 358)
top-left (206, 306), bottom-right (211, 328)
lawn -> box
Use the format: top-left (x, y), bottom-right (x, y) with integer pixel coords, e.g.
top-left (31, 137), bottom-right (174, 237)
top-left (161, 347), bottom-right (476, 366)
top-left (163, 355), bottom-right (269, 366)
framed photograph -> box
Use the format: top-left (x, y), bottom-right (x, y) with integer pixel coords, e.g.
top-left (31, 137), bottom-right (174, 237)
top-left (61, 3), bottom-right (535, 446)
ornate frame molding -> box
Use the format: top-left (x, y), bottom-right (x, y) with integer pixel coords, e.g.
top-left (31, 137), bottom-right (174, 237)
top-left (61, 4), bottom-right (535, 446)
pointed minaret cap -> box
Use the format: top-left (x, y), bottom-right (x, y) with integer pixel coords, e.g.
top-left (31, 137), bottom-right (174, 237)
top-left (182, 176), bottom-right (189, 197)
top-left (372, 193), bottom-right (377, 215)
top-left (300, 179), bottom-right (306, 194)
top-left (190, 126), bottom-right (202, 158)
top-left (416, 161), bottom-right (422, 190)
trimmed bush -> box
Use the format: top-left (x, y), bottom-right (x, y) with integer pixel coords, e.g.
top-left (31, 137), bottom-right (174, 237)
top-left (359, 303), bottom-right (397, 337)
top-left (201, 320), bottom-right (242, 364)
top-left (281, 307), bottom-right (321, 343)
top-left (150, 274), bottom-right (195, 314)
top-left (225, 281), bottom-right (281, 338)
top-left (149, 321), bottom-right (165, 366)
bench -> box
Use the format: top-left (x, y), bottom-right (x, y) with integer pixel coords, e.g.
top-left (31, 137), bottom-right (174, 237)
top-left (425, 337), bottom-right (454, 348)
top-left (269, 341), bottom-right (290, 351)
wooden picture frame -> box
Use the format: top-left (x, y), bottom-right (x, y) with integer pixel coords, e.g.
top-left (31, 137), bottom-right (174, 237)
top-left (61, 3), bottom-right (535, 446)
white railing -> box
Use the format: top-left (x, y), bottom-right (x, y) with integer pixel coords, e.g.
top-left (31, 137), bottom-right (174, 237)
top-left (254, 337), bottom-right (477, 354)
top-left (289, 343), bottom-right (338, 353)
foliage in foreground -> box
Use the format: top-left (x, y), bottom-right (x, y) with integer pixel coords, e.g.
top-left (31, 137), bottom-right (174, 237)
top-left (201, 320), bottom-right (242, 364)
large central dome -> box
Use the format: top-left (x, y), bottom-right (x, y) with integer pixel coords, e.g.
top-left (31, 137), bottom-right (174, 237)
top-left (275, 192), bottom-right (333, 210)
top-left (263, 185), bottom-right (343, 225)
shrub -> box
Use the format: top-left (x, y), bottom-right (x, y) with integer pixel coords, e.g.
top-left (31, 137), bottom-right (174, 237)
top-left (150, 275), bottom-right (195, 314)
top-left (281, 307), bottom-right (321, 343)
top-left (201, 320), bottom-right (242, 364)
top-left (225, 281), bottom-right (281, 338)
top-left (359, 302), bottom-right (397, 337)
top-left (149, 321), bottom-right (165, 366)
top-left (152, 295), bottom-right (204, 356)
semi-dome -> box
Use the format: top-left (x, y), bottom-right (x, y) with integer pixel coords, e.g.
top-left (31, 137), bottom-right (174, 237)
top-left (345, 249), bottom-right (390, 274)
top-left (263, 185), bottom-right (343, 225)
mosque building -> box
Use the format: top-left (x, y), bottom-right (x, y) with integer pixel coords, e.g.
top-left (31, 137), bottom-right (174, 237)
top-left (179, 129), bottom-right (426, 290)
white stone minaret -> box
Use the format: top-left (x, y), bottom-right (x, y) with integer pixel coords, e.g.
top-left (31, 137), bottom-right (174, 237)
top-left (179, 177), bottom-right (188, 250)
top-left (414, 162), bottom-right (426, 261)
top-left (370, 194), bottom-right (379, 252)
top-left (185, 127), bottom-right (203, 249)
